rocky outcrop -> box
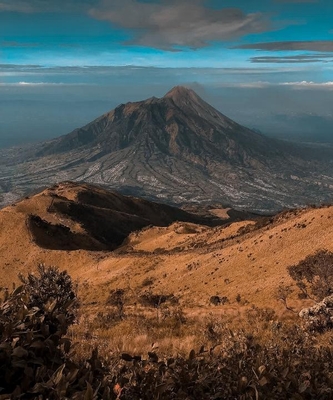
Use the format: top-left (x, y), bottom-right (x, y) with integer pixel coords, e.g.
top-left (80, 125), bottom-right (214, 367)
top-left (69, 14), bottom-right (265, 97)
top-left (299, 295), bottom-right (333, 331)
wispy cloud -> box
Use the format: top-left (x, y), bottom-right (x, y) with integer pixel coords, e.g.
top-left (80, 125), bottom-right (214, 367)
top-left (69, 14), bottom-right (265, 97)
top-left (0, 64), bottom-right (41, 68)
top-left (89, 0), bottom-right (270, 51)
top-left (234, 41), bottom-right (333, 52)
top-left (250, 54), bottom-right (333, 63)
top-left (281, 81), bottom-right (333, 88)
top-left (0, 0), bottom-right (96, 13)
top-left (1, 40), bottom-right (40, 48)
top-left (274, 0), bottom-right (319, 3)
top-left (211, 81), bottom-right (333, 90)
top-left (226, 81), bottom-right (272, 88)
top-left (17, 81), bottom-right (65, 85)
top-left (0, 64), bottom-right (310, 76)
top-left (0, 81), bottom-right (90, 86)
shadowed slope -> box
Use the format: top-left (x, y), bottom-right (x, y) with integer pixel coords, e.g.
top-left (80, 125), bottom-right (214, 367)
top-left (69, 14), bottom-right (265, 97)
top-left (1, 182), bottom-right (333, 314)
top-left (3, 181), bottom-right (227, 253)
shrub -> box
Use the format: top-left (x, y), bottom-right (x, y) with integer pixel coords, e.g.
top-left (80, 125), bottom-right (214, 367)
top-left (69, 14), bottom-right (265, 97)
top-left (299, 295), bottom-right (333, 332)
top-left (288, 249), bottom-right (333, 301)
top-left (1, 266), bottom-right (333, 399)
top-left (113, 326), bottom-right (333, 400)
top-left (19, 264), bottom-right (79, 331)
top-left (107, 289), bottom-right (126, 320)
top-left (210, 295), bottom-right (229, 306)
top-left (0, 266), bottom-right (106, 399)
top-left (139, 292), bottom-right (178, 308)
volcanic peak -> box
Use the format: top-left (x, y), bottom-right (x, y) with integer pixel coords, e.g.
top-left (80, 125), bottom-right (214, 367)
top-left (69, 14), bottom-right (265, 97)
top-left (164, 85), bottom-right (198, 99)
top-left (116, 86), bottom-right (203, 114)
top-left (2, 85), bottom-right (333, 213)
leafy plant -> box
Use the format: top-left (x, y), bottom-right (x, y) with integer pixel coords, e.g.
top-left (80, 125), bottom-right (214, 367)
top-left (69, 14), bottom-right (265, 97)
top-left (1, 265), bottom-right (333, 399)
top-left (0, 266), bottom-right (106, 399)
top-left (19, 264), bottom-right (79, 330)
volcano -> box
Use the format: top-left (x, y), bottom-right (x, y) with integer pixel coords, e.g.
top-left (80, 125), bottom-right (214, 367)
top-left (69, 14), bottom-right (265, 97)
top-left (1, 86), bottom-right (333, 212)
top-left (37, 86), bottom-right (284, 163)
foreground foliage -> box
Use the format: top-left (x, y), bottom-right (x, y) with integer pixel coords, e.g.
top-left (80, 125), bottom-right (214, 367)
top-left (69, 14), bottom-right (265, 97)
top-left (288, 249), bottom-right (333, 301)
top-left (0, 266), bottom-right (333, 399)
top-left (285, 249), bottom-right (333, 332)
top-left (0, 265), bottom-right (107, 399)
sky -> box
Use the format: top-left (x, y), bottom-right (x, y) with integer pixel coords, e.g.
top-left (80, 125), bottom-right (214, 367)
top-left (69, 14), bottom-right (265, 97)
top-left (0, 0), bottom-right (333, 147)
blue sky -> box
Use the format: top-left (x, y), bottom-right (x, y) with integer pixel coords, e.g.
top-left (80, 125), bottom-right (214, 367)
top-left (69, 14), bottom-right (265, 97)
top-left (0, 0), bottom-right (333, 147)
top-left (1, 0), bottom-right (333, 68)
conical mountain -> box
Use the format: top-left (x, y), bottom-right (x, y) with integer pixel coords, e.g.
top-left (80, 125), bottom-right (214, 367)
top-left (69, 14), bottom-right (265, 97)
top-left (1, 86), bottom-right (333, 212)
top-left (37, 86), bottom-right (280, 166)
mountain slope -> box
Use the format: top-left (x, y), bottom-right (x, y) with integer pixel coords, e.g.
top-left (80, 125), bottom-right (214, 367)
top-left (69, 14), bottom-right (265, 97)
top-left (38, 86), bottom-right (276, 162)
top-left (1, 86), bottom-right (333, 212)
top-left (1, 182), bottom-right (333, 313)
top-left (9, 181), bottom-right (228, 252)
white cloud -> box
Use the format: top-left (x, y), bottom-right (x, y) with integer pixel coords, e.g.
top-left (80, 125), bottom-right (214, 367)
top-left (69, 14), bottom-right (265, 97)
top-left (0, 82), bottom-right (88, 86)
top-left (206, 80), bottom-right (333, 90)
top-left (281, 81), bottom-right (333, 89)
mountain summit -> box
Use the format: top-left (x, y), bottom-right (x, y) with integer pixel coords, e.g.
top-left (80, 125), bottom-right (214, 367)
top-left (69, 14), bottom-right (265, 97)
top-left (164, 85), bottom-right (203, 102)
top-left (1, 86), bottom-right (333, 212)
top-left (36, 85), bottom-right (277, 165)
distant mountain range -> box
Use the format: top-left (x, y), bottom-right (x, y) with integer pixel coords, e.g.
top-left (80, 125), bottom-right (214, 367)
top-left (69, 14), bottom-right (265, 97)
top-left (1, 86), bottom-right (333, 212)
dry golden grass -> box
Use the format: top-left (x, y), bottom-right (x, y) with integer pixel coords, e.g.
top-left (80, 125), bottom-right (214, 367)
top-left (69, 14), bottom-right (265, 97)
top-left (1, 184), bottom-right (333, 358)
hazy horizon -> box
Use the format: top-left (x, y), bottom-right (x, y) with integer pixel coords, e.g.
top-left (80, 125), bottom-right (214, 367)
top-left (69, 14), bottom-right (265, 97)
top-left (1, 65), bottom-right (333, 149)
top-left (1, 0), bottom-right (333, 148)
